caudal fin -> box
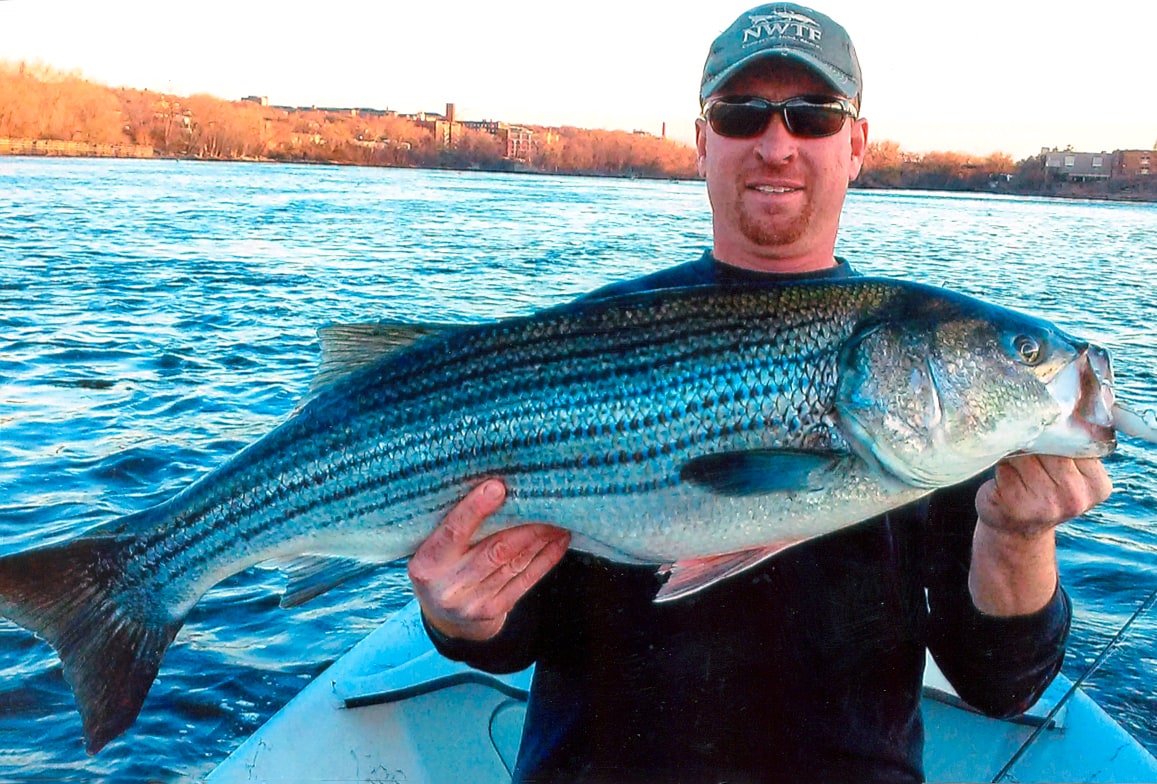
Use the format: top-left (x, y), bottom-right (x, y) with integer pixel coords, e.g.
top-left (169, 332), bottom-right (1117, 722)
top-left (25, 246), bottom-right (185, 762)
top-left (0, 536), bottom-right (184, 754)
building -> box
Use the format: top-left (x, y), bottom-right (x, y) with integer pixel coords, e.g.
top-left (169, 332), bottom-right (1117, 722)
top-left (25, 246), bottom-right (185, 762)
top-left (1041, 147), bottom-right (1155, 181)
top-left (462, 119), bottom-right (501, 135)
top-left (1042, 149), bottom-right (1112, 181)
top-left (412, 103), bottom-right (537, 161)
top-left (1115, 149), bottom-right (1153, 178)
top-left (409, 103), bottom-right (460, 147)
top-left (497, 125), bottom-right (534, 161)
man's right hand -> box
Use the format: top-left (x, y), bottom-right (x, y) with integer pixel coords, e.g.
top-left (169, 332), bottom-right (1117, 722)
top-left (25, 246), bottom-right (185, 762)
top-left (408, 479), bottom-right (571, 642)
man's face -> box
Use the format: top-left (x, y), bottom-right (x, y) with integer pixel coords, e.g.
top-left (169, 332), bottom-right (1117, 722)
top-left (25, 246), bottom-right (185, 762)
top-left (696, 60), bottom-right (869, 270)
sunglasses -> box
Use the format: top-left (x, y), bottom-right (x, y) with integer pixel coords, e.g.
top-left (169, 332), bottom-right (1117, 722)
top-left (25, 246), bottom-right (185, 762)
top-left (702, 95), bottom-right (858, 139)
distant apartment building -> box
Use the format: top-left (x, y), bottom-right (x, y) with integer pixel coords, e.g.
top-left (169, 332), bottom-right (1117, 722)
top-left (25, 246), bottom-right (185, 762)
top-left (1115, 149), bottom-right (1153, 177)
top-left (1042, 149), bottom-right (1112, 180)
top-left (413, 102), bottom-right (540, 162)
top-left (498, 125), bottom-right (534, 161)
top-left (408, 103), bottom-right (458, 147)
top-left (462, 119), bottom-right (502, 135)
top-left (431, 118), bottom-right (458, 147)
top-left (1042, 147), bottom-right (1155, 180)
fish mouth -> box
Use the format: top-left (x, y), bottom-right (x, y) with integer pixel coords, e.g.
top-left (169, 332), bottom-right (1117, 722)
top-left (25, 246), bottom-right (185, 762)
top-left (1044, 344), bottom-right (1117, 453)
top-left (1079, 344), bottom-right (1117, 441)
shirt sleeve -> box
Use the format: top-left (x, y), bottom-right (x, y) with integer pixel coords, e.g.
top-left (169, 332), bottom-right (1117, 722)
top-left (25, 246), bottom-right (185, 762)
top-left (922, 473), bottom-right (1072, 718)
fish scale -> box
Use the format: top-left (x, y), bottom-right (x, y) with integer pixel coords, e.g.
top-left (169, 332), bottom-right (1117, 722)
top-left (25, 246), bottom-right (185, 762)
top-left (126, 291), bottom-right (870, 605)
top-left (3, 276), bottom-right (1144, 754)
top-left (115, 284), bottom-right (875, 607)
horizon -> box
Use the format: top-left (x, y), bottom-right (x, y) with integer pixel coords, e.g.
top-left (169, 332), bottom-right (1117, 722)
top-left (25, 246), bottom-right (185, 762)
top-left (1, 0), bottom-right (1154, 159)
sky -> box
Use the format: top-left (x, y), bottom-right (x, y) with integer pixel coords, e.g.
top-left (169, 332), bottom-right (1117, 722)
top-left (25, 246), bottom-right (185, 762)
top-left (1, 0), bottom-right (1154, 160)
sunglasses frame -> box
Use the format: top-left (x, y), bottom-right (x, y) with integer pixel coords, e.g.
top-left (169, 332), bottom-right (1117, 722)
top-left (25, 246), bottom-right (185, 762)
top-left (701, 95), bottom-right (859, 139)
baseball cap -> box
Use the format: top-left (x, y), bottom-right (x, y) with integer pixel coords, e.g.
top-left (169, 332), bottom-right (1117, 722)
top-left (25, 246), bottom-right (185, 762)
top-left (700, 3), bottom-right (862, 105)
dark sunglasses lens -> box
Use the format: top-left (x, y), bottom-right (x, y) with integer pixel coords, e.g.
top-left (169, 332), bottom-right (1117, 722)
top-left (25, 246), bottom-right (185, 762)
top-left (783, 105), bottom-right (847, 137)
top-left (708, 101), bottom-right (770, 138)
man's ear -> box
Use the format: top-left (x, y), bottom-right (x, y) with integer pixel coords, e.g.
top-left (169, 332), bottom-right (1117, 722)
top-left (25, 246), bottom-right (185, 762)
top-left (849, 117), bottom-right (869, 182)
top-left (695, 118), bottom-right (709, 178)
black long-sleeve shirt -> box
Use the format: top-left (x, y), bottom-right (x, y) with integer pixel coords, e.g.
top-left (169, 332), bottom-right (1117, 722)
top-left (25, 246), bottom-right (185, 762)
top-left (426, 253), bottom-right (1071, 783)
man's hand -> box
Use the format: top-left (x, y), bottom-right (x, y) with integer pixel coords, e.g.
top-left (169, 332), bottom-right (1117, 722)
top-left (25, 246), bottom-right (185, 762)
top-left (969, 455), bottom-right (1111, 617)
top-left (975, 455), bottom-right (1112, 538)
top-left (408, 479), bottom-right (570, 642)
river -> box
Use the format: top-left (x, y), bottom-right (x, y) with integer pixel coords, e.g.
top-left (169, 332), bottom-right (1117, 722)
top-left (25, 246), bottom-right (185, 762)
top-left (1, 157), bottom-right (1155, 780)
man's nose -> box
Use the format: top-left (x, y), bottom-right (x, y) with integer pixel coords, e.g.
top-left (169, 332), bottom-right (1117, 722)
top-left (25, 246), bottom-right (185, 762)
top-left (754, 113), bottom-right (798, 164)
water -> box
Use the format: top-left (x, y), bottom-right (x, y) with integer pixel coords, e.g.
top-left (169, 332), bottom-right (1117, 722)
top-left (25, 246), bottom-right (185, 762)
top-left (1, 157), bottom-right (1155, 780)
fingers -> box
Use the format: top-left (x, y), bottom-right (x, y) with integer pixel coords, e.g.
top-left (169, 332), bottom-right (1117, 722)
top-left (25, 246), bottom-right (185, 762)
top-left (414, 525), bottom-right (569, 642)
top-left (1007, 455), bottom-right (1112, 516)
top-left (977, 455), bottom-right (1112, 536)
top-left (1073, 456), bottom-right (1113, 503)
top-left (475, 528), bottom-right (570, 609)
top-left (408, 479), bottom-right (570, 642)
top-left (412, 479), bottom-right (507, 568)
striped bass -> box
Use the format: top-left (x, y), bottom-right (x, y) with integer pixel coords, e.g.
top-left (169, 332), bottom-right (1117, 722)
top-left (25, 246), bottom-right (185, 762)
top-left (1, 277), bottom-right (1155, 754)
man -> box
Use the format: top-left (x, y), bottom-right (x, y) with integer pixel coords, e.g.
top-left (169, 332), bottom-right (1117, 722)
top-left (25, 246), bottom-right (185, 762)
top-left (407, 5), bottom-right (1112, 782)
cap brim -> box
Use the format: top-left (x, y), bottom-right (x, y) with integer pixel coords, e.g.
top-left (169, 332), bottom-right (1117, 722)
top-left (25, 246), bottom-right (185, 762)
top-left (700, 49), bottom-right (858, 104)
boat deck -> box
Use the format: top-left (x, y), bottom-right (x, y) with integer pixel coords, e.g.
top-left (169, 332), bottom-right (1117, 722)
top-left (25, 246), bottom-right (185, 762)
top-left (208, 601), bottom-right (1157, 783)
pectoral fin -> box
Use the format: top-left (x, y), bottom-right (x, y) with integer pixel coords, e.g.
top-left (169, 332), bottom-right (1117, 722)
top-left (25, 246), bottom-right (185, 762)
top-left (679, 450), bottom-right (842, 497)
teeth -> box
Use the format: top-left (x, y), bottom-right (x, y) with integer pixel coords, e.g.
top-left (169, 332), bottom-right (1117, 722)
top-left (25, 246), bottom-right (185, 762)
top-left (755, 186), bottom-right (796, 193)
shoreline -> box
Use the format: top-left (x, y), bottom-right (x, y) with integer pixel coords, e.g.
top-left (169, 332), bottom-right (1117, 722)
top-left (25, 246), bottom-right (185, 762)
top-left (4, 151), bottom-right (1154, 204)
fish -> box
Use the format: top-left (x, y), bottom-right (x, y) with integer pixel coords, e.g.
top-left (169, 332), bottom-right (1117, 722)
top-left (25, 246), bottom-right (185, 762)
top-left (1, 277), bottom-right (1155, 755)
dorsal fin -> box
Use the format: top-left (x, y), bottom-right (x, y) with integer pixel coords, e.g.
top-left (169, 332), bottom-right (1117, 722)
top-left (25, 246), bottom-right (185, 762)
top-left (311, 323), bottom-right (457, 392)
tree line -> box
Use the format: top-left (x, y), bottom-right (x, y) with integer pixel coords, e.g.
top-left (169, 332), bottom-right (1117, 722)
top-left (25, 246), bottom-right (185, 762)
top-left (0, 61), bottom-right (697, 178)
top-left (2, 60), bottom-right (1153, 200)
top-left (860, 140), bottom-right (1157, 200)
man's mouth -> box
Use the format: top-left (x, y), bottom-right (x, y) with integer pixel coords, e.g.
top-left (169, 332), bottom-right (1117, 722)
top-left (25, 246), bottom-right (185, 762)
top-left (750, 184), bottom-right (801, 194)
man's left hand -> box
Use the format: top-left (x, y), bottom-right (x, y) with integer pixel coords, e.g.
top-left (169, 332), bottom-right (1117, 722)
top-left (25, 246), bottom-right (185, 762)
top-left (975, 454), bottom-right (1112, 539)
top-left (968, 454), bottom-right (1111, 617)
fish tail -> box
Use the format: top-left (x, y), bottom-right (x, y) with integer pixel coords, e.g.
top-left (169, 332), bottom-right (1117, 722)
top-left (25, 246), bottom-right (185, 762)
top-left (0, 531), bottom-right (184, 754)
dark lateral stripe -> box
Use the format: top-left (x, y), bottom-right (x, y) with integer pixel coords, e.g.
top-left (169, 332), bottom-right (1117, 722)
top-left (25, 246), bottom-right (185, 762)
top-left (160, 334), bottom-right (827, 531)
top-left (144, 398), bottom-right (776, 588)
top-left (139, 348), bottom-right (832, 587)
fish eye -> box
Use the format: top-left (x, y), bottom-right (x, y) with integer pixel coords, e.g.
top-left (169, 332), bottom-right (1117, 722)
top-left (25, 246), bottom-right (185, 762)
top-left (1013, 334), bottom-right (1043, 365)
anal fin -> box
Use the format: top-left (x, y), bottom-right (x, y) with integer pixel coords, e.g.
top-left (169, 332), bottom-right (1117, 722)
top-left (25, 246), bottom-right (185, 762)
top-left (278, 556), bottom-right (382, 609)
